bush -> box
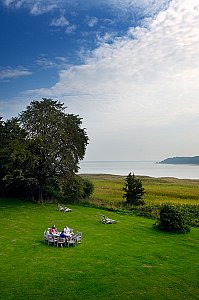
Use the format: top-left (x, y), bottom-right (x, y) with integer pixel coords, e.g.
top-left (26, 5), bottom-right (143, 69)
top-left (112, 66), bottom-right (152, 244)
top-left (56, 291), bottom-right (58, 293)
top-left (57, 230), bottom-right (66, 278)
top-left (156, 204), bottom-right (190, 233)
top-left (82, 178), bottom-right (94, 199)
top-left (62, 175), bottom-right (84, 204)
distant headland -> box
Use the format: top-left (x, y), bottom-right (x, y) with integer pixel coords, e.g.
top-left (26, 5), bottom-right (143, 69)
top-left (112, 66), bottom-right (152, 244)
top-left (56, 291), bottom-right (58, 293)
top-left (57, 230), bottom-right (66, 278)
top-left (159, 156), bottom-right (199, 165)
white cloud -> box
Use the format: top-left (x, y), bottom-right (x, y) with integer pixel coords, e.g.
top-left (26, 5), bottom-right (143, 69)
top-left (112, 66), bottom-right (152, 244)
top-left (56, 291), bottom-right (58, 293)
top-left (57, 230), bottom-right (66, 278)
top-left (65, 25), bottom-right (76, 34)
top-left (51, 16), bottom-right (69, 27)
top-left (4, 0), bottom-right (23, 7)
top-left (36, 57), bottom-right (55, 68)
top-left (35, 56), bottom-right (69, 69)
top-left (4, 0), bottom-right (17, 6)
top-left (96, 32), bottom-right (116, 44)
top-left (56, 56), bottom-right (68, 63)
top-left (0, 66), bottom-right (32, 80)
top-left (23, 0), bottom-right (199, 160)
top-left (30, 3), bottom-right (57, 15)
top-left (0, 97), bottom-right (29, 120)
top-left (87, 17), bottom-right (98, 28)
top-left (2, 1), bottom-right (58, 13)
top-left (2, 0), bottom-right (169, 17)
top-left (90, 0), bottom-right (170, 17)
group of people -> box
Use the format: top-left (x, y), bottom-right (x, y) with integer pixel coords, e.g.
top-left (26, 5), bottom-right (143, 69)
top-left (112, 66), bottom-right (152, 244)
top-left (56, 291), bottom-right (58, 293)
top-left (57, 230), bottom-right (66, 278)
top-left (49, 224), bottom-right (74, 238)
top-left (45, 224), bottom-right (82, 246)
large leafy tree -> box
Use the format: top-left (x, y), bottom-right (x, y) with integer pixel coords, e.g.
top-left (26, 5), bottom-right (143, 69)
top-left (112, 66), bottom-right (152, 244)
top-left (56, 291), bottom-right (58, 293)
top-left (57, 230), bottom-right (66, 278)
top-left (0, 99), bottom-right (89, 202)
top-left (0, 117), bottom-right (5, 191)
top-left (123, 172), bottom-right (145, 206)
top-left (0, 117), bottom-right (28, 196)
top-left (0, 117), bottom-right (4, 165)
top-left (19, 98), bottom-right (89, 201)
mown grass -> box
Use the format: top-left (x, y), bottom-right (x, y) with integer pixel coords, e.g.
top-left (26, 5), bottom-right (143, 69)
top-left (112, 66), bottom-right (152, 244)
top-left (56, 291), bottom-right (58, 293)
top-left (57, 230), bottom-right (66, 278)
top-left (0, 197), bottom-right (199, 299)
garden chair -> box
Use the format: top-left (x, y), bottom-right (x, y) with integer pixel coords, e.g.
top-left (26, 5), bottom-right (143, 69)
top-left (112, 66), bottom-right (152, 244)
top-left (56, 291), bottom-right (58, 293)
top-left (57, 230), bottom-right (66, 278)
top-left (58, 204), bottom-right (72, 212)
top-left (44, 230), bottom-right (49, 243)
top-left (47, 234), bottom-right (57, 246)
top-left (66, 236), bottom-right (76, 247)
top-left (63, 207), bottom-right (72, 212)
top-left (57, 204), bottom-right (64, 211)
top-left (75, 231), bottom-right (82, 244)
top-left (100, 215), bottom-right (116, 224)
top-left (56, 237), bottom-right (66, 247)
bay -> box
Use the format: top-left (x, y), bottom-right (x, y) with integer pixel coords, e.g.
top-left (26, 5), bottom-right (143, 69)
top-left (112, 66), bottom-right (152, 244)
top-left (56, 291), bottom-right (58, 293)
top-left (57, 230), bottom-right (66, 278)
top-left (79, 161), bottom-right (199, 179)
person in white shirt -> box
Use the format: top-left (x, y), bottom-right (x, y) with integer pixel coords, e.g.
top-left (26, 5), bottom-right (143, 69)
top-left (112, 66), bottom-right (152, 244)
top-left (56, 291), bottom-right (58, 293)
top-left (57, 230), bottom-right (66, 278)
top-left (63, 225), bottom-right (70, 236)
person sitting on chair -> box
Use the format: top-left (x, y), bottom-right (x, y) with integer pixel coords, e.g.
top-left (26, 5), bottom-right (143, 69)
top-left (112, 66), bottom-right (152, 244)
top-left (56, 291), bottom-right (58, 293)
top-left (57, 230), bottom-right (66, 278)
top-left (64, 225), bottom-right (70, 236)
top-left (59, 230), bottom-right (67, 238)
top-left (50, 224), bottom-right (58, 234)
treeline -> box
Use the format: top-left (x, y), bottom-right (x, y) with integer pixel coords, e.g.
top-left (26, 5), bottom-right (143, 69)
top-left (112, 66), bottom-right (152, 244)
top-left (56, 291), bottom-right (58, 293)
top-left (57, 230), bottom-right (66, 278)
top-left (0, 98), bottom-right (93, 203)
top-left (159, 156), bottom-right (199, 164)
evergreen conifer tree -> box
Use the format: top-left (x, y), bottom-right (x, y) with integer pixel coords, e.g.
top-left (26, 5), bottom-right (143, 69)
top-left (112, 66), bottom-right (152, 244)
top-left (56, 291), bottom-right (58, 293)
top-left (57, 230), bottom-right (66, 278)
top-left (123, 172), bottom-right (145, 206)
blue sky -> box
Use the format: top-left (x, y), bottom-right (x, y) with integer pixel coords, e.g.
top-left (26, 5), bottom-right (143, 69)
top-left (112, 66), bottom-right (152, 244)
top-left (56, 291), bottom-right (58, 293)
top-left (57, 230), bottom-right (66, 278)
top-left (0, 0), bottom-right (199, 161)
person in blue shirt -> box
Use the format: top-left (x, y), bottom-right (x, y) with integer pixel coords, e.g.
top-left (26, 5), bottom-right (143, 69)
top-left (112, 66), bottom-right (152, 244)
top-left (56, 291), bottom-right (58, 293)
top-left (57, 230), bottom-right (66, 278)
top-left (59, 230), bottom-right (67, 238)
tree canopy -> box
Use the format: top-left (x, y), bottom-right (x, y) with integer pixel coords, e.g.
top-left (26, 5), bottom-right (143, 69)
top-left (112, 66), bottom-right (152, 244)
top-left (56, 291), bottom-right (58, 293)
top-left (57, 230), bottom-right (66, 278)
top-left (0, 98), bottom-right (89, 202)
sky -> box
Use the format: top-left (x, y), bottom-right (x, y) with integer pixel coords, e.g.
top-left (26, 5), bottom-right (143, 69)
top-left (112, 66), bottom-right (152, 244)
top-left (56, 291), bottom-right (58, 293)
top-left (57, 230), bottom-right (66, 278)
top-left (0, 0), bottom-right (199, 161)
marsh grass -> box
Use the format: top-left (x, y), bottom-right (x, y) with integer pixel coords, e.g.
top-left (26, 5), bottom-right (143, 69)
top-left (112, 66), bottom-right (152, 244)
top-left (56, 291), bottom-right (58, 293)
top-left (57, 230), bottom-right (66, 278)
top-left (0, 197), bottom-right (199, 299)
top-left (82, 174), bottom-right (199, 206)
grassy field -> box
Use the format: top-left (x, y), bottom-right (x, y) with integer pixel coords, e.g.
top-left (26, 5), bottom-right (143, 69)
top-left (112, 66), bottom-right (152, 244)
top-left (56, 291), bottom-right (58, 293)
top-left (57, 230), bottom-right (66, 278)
top-left (0, 197), bottom-right (199, 300)
top-left (81, 174), bottom-right (199, 207)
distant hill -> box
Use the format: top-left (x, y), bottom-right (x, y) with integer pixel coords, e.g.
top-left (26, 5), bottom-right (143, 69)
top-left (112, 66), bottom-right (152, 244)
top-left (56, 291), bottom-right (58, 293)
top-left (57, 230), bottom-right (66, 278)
top-left (159, 156), bottom-right (199, 165)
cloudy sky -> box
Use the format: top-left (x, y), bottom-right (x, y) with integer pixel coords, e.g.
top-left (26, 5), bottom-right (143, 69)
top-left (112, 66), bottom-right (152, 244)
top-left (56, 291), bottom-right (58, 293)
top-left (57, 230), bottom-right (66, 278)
top-left (0, 0), bottom-right (199, 161)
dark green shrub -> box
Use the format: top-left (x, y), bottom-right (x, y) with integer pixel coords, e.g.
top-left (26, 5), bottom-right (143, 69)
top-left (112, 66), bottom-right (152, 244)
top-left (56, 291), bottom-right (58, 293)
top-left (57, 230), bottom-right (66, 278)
top-left (82, 178), bottom-right (94, 199)
top-left (130, 204), bottom-right (160, 219)
top-left (156, 204), bottom-right (190, 233)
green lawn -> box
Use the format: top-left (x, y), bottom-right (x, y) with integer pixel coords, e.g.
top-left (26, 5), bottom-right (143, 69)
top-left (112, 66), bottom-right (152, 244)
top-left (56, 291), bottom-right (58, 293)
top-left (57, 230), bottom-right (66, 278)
top-left (0, 198), bottom-right (199, 299)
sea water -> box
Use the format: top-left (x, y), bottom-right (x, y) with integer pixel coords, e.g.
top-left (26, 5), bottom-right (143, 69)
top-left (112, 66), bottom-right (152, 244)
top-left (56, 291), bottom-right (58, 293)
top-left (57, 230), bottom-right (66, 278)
top-left (79, 161), bottom-right (199, 179)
